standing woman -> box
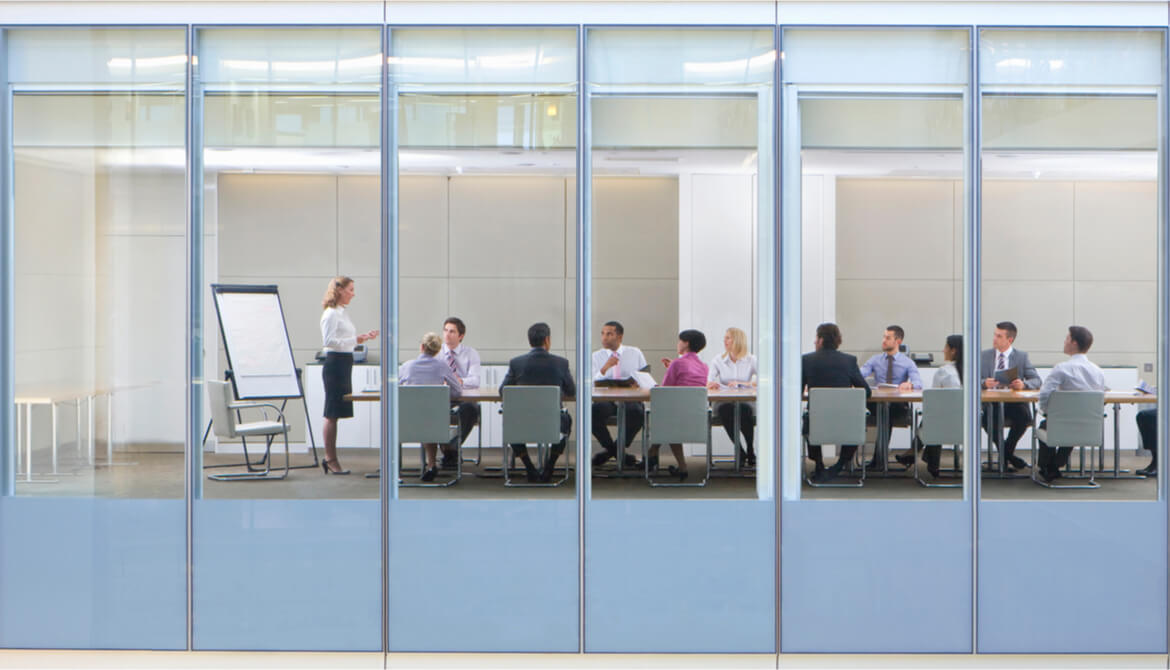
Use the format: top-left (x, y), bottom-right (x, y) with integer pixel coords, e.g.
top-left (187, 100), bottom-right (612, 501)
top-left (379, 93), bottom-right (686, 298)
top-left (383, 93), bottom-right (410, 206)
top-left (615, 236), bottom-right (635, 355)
top-left (707, 327), bottom-right (758, 466)
top-left (320, 276), bottom-right (378, 475)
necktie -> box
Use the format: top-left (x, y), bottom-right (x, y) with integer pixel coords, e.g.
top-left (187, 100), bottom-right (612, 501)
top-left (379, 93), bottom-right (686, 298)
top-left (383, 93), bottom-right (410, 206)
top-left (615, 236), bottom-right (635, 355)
top-left (611, 352), bottom-right (620, 379)
top-left (447, 350), bottom-right (458, 374)
top-left (997, 352), bottom-right (1006, 371)
top-left (885, 354), bottom-right (895, 384)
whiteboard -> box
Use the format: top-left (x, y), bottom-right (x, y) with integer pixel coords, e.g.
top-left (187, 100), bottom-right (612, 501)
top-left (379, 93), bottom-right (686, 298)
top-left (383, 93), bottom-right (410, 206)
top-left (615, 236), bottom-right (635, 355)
top-left (212, 285), bottom-right (302, 399)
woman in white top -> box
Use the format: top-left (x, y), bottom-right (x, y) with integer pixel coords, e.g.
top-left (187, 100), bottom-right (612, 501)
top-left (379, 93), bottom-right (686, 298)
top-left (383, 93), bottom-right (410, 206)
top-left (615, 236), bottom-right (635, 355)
top-left (319, 276), bottom-right (378, 475)
top-left (897, 334), bottom-right (962, 477)
top-left (707, 327), bottom-right (758, 466)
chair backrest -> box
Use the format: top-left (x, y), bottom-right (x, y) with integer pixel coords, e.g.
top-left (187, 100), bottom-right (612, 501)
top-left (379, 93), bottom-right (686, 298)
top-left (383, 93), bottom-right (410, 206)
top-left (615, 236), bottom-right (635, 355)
top-left (920, 388), bottom-right (963, 446)
top-left (399, 385), bottom-right (454, 443)
top-left (1045, 391), bottom-right (1105, 447)
top-left (808, 387), bottom-right (866, 446)
top-left (502, 386), bottom-right (562, 444)
top-left (648, 387), bottom-right (709, 444)
top-left (207, 380), bottom-right (239, 439)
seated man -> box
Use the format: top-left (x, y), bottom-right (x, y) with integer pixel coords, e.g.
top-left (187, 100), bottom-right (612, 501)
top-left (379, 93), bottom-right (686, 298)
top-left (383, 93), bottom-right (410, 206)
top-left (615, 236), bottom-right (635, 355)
top-left (440, 316), bottom-right (482, 469)
top-left (1035, 326), bottom-right (1106, 482)
top-left (399, 332), bottom-right (463, 482)
top-left (857, 324), bottom-right (922, 469)
top-left (802, 322), bottom-right (872, 482)
top-left (590, 320), bottom-right (648, 468)
top-left (1136, 408), bottom-right (1157, 476)
top-left (499, 322), bottom-right (576, 482)
top-left (980, 321), bottom-right (1043, 471)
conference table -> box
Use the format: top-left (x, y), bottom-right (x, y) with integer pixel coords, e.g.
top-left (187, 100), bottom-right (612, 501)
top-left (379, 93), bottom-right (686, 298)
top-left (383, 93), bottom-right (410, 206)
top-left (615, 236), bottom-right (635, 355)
top-left (865, 387), bottom-right (1157, 479)
top-left (346, 386), bottom-right (758, 476)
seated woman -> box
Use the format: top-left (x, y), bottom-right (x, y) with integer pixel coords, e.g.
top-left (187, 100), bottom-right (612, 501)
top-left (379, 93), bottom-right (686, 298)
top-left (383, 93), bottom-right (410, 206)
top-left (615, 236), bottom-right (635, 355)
top-left (896, 334), bottom-right (962, 478)
top-left (652, 329), bottom-right (709, 481)
top-left (707, 327), bottom-right (758, 467)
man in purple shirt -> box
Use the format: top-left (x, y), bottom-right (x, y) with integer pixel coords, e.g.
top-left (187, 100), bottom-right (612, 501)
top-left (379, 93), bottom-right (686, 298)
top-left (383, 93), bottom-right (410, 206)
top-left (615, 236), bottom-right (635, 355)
top-left (651, 329), bottom-right (709, 481)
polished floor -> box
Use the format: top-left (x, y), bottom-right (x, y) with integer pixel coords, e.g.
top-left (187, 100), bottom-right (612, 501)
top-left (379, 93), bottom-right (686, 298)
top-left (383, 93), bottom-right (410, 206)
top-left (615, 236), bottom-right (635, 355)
top-left (10, 441), bottom-right (1158, 501)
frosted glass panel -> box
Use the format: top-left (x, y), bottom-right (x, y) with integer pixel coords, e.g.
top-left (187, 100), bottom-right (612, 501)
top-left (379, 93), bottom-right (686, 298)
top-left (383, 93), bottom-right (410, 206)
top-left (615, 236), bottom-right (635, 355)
top-left (197, 28), bottom-right (381, 88)
top-left (980, 30), bottom-right (1163, 87)
top-left (782, 28), bottom-right (968, 86)
top-left (588, 28), bottom-right (774, 87)
top-left (7, 28), bottom-right (185, 88)
top-left (390, 28), bottom-right (576, 86)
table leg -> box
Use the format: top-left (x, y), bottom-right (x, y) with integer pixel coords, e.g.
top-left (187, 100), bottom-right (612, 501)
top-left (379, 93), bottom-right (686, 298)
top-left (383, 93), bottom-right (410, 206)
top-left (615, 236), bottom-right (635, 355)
top-left (733, 402), bottom-right (742, 473)
top-left (25, 403), bottom-right (33, 481)
top-left (106, 392), bottom-right (113, 466)
top-left (616, 402), bottom-right (626, 475)
top-left (88, 395), bottom-right (95, 466)
top-left (15, 402), bottom-right (22, 473)
top-left (51, 402), bottom-right (58, 475)
top-left (75, 398), bottom-right (82, 457)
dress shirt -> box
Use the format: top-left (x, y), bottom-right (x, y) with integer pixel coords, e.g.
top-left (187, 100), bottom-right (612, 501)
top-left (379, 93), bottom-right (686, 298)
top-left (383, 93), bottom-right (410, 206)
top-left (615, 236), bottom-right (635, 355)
top-left (399, 353), bottom-right (463, 400)
top-left (440, 343), bottom-right (482, 389)
top-left (663, 352), bottom-right (709, 387)
top-left (1037, 353), bottom-right (1106, 413)
top-left (859, 351), bottom-right (923, 389)
top-left (932, 362), bottom-right (961, 389)
top-left (591, 345), bottom-right (648, 381)
top-left (708, 353), bottom-right (758, 386)
top-left (320, 306), bottom-right (357, 353)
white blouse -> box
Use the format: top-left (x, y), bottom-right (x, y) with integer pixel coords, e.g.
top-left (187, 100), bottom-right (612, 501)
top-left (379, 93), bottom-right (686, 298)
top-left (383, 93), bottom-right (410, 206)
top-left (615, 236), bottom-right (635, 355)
top-left (320, 306), bottom-right (357, 353)
top-left (708, 352), bottom-right (758, 386)
top-left (933, 362), bottom-right (961, 389)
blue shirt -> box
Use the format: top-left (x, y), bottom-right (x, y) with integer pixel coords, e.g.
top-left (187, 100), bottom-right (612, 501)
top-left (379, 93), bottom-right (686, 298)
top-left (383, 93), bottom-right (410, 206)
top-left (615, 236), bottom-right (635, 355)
top-left (859, 351), bottom-right (923, 389)
top-left (399, 354), bottom-right (463, 400)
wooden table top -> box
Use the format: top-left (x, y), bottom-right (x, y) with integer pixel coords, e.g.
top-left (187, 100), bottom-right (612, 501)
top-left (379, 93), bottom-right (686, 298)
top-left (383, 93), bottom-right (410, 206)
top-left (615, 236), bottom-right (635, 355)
top-left (346, 385), bottom-right (758, 403)
top-left (863, 388), bottom-right (1157, 404)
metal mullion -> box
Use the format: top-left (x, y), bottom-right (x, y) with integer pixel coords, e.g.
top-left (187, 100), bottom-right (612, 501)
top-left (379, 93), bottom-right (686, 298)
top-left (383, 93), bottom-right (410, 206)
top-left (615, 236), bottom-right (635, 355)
top-left (1, 27), bottom-right (13, 499)
top-left (184, 22), bottom-right (201, 651)
top-left (967, 24), bottom-right (981, 656)
top-left (576, 23), bottom-right (589, 655)
top-left (381, 23), bottom-right (395, 656)
top-left (1161, 22), bottom-right (1170, 658)
top-left (772, 23), bottom-right (782, 658)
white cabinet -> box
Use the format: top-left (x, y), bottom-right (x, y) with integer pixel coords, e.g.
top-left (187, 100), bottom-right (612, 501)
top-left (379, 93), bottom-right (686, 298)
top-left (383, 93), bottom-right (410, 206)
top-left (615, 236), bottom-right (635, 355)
top-left (304, 363), bottom-right (381, 449)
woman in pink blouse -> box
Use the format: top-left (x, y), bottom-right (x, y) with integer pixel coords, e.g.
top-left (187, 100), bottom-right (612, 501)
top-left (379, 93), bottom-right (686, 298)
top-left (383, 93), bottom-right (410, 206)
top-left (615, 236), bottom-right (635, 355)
top-left (652, 329), bottom-right (708, 481)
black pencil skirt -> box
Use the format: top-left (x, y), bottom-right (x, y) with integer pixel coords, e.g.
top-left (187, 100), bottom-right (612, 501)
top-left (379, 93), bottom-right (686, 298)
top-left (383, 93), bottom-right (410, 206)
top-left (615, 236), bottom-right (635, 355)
top-left (322, 352), bottom-right (354, 419)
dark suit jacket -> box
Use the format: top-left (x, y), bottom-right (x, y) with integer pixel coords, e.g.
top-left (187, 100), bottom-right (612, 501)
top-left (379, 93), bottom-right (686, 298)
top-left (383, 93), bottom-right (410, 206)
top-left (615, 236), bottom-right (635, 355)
top-left (979, 348), bottom-right (1041, 390)
top-left (500, 347), bottom-right (576, 399)
top-left (801, 348), bottom-right (872, 396)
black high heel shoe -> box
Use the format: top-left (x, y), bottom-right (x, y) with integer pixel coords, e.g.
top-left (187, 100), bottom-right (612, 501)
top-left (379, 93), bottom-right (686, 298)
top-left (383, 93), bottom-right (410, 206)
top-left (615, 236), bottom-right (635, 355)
top-left (322, 459), bottom-right (351, 475)
top-left (668, 465), bottom-right (689, 482)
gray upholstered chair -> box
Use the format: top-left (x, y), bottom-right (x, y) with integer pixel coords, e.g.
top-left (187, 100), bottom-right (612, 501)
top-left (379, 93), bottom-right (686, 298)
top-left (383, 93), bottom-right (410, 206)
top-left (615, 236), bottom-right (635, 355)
top-left (644, 386), bottom-right (711, 487)
top-left (805, 387), bottom-right (867, 488)
top-left (1033, 390), bottom-right (1104, 489)
top-left (916, 388), bottom-right (963, 488)
top-left (206, 380), bottom-right (290, 481)
top-left (501, 386), bottom-right (569, 487)
top-left (399, 385), bottom-right (461, 488)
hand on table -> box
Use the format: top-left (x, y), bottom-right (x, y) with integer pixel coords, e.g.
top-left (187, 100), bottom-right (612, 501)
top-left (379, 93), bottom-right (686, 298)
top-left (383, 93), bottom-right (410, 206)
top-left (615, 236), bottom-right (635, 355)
top-left (1009, 378), bottom-right (1025, 391)
top-left (898, 381), bottom-right (914, 392)
top-left (983, 378), bottom-right (999, 389)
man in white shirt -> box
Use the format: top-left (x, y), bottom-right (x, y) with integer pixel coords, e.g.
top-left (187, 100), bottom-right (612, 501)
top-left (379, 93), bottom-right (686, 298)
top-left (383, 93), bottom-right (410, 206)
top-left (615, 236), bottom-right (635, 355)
top-left (590, 321), bottom-right (648, 467)
top-left (1035, 326), bottom-right (1107, 482)
top-left (440, 317), bottom-right (482, 469)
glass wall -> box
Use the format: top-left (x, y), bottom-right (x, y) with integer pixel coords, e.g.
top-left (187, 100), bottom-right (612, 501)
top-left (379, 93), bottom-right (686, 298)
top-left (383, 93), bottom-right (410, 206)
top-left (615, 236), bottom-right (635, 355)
top-left (582, 27), bottom-right (777, 652)
top-left (975, 28), bottom-right (1167, 652)
top-left (386, 27), bottom-right (581, 652)
top-left (1, 27), bottom-right (187, 648)
top-left (780, 27), bottom-right (974, 652)
top-left (191, 27), bottom-right (383, 649)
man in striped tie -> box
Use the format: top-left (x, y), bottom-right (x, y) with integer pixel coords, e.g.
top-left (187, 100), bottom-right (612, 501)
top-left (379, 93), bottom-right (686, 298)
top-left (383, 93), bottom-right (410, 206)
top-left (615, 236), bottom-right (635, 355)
top-left (440, 317), bottom-right (483, 469)
top-left (979, 321), bottom-right (1042, 471)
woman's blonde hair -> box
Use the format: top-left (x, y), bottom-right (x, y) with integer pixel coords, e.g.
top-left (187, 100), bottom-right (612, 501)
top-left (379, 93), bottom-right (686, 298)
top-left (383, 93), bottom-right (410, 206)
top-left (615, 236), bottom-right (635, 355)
top-left (322, 276), bottom-right (354, 309)
top-left (726, 327), bottom-right (749, 359)
top-left (421, 332), bottom-right (442, 356)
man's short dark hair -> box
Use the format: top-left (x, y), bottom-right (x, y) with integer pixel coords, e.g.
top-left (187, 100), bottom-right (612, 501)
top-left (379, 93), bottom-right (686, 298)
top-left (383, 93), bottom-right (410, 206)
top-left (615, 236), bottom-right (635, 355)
top-left (603, 321), bottom-right (624, 336)
top-left (444, 317), bottom-right (466, 336)
top-left (527, 322), bottom-right (551, 348)
top-left (886, 325), bottom-right (905, 342)
top-left (996, 321), bottom-right (1018, 340)
top-left (1068, 325), bottom-right (1093, 353)
top-left (816, 323), bottom-right (842, 350)
top-left (678, 329), bottom-right (706, 353)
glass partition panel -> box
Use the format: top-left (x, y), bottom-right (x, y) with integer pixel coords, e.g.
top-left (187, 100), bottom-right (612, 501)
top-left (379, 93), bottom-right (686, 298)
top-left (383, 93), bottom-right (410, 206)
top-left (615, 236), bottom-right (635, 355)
top-left (191, 26), bottom-right (382, 650)
top-left (780, 27), bottom-right (973, 652)
top-left (1, 27), bottom-right (187, 649)
top-left (582, 26), bottom-right (776, 653)
top-left (386, 26), bottom-right (579, 652)
top-left (975, 28), bottom-right (1166, 653)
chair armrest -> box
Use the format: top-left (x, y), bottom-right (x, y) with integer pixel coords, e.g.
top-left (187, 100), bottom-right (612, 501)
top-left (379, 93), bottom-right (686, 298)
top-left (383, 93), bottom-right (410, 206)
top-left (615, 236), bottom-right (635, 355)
top-left (228, 401), bottom-right (287, 423)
